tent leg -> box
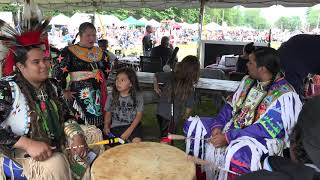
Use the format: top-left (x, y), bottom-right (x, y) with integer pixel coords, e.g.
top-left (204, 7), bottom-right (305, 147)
top-left (197, 0), bottom-right (205, 67)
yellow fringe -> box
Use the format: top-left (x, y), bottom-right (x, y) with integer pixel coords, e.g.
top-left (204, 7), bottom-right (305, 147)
top-left (21, 153), bottom-right (72, 180)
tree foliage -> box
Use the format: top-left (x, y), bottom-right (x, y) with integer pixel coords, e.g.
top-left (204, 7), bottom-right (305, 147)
top-left (306, 7), bottom-right (320, 29)
top-left (275, 16), bottom-right (302, 31)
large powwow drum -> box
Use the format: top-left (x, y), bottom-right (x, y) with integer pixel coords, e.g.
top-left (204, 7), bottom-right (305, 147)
top-left (91, 142), bottom-right (196, 180)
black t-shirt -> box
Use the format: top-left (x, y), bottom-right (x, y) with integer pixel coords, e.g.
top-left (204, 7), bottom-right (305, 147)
top-left (142, 34), bottom-right (152, 51)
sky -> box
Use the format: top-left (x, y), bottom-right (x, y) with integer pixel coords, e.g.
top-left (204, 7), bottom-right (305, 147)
top-left (260, 5), bottom-right (308, 24)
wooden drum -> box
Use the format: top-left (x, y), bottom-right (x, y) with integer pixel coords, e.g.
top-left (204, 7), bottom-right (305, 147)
top-left (91, 142), bottom-right (196, 180)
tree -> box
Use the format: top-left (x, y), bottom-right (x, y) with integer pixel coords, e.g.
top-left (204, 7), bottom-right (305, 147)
top-left (242, 9), bottom-right (269, 29)
top-left (307, 7), bottom-right (320, 29)
top-left (275, 16), bottom-right (302, 31)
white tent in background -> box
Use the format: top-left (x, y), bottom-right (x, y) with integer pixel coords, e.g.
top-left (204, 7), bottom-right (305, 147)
top-left (0, 12), bottom-right (14, 27)
top-left (95, 14), bottom-right (126, 27)
top-left (147, 19), bottom-right (161, 27)
top-left (70, 13), bottom-right (93, 31)
top-left (50, 14), bottom-right (71, 26)
top-left (139, 17), bottom-right (149, 24)
top-left (204, 22), bottom-right (223, 31)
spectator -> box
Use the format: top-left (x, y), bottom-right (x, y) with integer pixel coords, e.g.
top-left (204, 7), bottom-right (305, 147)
top-left (151, 36), bottom-right (174, 69)
top-left (142, 25), bottom-right (154, 56)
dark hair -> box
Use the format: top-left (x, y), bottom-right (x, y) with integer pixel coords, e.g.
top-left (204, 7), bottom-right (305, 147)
top-left (290, 124), bottom-right (313, 164)
top-left (244, 42), bottom-right (255, 55)
top-left (161, 36), bottom-right (170, 47)
top-left (146, 25), bottom-right (152, 30)
top-left (111, 67), bottom-right (140, 109)
top-left (13, 45), bottom-right (42, 65)
top-left (253, 47), bottom-right (281, 76)
top-left (98, 39), bottom-right (108, 47)
top-left (171, 55), bottom-right (200, 101)
top-left (72, 22), bottom-right (96, 44)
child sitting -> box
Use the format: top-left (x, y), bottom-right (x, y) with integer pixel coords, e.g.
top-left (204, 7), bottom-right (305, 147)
top-left (104, 67), bottom-right (143, 143)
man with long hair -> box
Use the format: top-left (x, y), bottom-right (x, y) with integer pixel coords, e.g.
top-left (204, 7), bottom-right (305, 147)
top-left (184, 47), bottom-right (302, 179)
top-left (236, 97), bottom-right (320, 180)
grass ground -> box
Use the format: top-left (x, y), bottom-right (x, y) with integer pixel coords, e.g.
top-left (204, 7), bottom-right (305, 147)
top-left (110, 42), bottom-right (198, 61)
top-left (141, 97), bottom-right (218, 150)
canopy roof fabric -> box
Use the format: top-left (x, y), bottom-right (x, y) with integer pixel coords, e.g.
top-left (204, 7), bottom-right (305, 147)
top-left (2, 0), bottom-right (320, 11)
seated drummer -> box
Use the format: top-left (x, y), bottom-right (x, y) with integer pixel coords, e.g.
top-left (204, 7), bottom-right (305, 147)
top-left (0, 7), bottom-right (104, 180)
top-left (104, 68), bottom-right (143, 143)
top-left (184, 47), bottom-right (302, 179)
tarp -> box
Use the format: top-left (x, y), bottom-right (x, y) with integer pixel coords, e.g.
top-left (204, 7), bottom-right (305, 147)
top-left (1, 1), bottom-right (319, 11)
top-left (123, 16), bottom-right (145, 26)
top-left (50, 13), bottom-right (71, 25)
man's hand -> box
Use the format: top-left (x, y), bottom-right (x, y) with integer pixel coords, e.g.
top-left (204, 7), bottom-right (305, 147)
top-left (210, 133), bottom-right (228, 148)
top-left (24, 139), bottom-right (53, 161)
top-left (71, 134), bottom-right (88, 158)
top-left (211, 128), bottom-right (222, 136)
top-left (103, 126), bottom-right (111, 135)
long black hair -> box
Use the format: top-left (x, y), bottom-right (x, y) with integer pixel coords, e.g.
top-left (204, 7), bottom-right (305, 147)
top-left (72, 22), bottom-right (96, 44)
top-left (111, 67), bottom-right (140, 109)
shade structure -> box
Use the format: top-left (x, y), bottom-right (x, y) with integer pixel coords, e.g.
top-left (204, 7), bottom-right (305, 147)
top-left (50, 13), bottom-right (71, 25)
top-left (123, 16), bottom-right (145, 27)
top-left (1, 1), bottom-right (319, 12)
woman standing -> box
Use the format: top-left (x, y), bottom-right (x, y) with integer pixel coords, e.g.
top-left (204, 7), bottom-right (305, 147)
top-left (53, 22), bottom-right (109, 130)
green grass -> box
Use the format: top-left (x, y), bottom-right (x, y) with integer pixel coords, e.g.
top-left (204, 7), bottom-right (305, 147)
top-left (141, 97), bottom-right (218, 150)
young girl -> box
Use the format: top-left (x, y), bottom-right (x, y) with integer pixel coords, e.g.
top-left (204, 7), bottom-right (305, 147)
top-left (104, 67), bottom-right (143, 142)
top-left (154, 55), bottom-right (200, 140)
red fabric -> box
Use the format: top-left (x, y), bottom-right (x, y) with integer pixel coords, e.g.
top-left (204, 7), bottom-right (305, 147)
top-left (99, 71), bottom-right (107, 111)
top-left (160, 137), bottom-right (172, 143)
top-left (3, 31), bottom-right (44, 76)
top-left (16, 31), bottom-right (42, 46)
top-left (196, 165), bottom-right (206, 180)
top-left (3, 49), bottom-right (15, 76)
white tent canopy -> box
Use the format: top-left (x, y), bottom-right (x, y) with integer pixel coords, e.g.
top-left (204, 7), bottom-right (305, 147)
top-left (147, 19), bottom-right (161, 27)
top-left (1, 1), bottom-right (320, 11)
top-left (204, 22), bottom-right (223, 31)
top-left (0, 12), bottom-right (14, 27)
top-left (50, 13), bottom-right (71, 26)
top-left (139, 17), bottom-right (149, 24)
top-left (95, 14), bottom-right (125, 27)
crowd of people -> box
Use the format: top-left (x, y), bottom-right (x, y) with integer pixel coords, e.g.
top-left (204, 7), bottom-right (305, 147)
top-left (0, 1), bottom-right (320, 180)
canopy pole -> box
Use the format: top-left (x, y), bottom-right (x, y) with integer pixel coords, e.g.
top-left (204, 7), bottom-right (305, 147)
top-left (197, 0), bottom-right (205, 67)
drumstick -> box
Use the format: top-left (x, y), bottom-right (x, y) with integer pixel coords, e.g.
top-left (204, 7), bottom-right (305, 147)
top-left (168, 134), bottom-right (211, 141)
top-left (66, 137), bottom-right (126, 150)
top-left (186, 155), bottom-right (240, 176)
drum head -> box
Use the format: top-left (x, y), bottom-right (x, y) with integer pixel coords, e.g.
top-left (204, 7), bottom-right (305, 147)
top-left (91, 142), bottom-right (195, 180)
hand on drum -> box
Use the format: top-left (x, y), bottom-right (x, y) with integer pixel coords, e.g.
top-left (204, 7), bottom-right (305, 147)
top-left (210, 128), bottom-right (227, 148)
top-left (120, 129), bottom-right (132, 141)
top-left (25, 139), bottom-right (53, 161)
top-left (71, 134), bottom-right (88, 158)
top-left (103, 127), bottom-right (111, 135)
